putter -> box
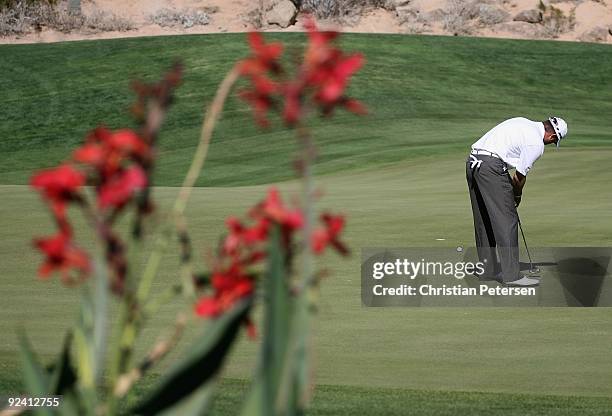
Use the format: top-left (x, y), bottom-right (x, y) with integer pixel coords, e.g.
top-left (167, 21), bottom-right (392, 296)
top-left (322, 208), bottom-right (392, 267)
top-left (517, 215), bottom-right (540, 275)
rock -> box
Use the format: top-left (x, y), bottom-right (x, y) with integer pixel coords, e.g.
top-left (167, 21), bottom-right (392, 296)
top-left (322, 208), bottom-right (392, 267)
top-left (579, 26), bottom-right (609, 43)
top-left (513, 9), bottom-right (543, 23)
top-left (265, 0), bottom-right (297, 28)
top-left (473, 4), bottom-right (510, 26)
top-left (496, 21), bottom-right (545, 37)
top-left (609, 26), bottom-right (612, 36)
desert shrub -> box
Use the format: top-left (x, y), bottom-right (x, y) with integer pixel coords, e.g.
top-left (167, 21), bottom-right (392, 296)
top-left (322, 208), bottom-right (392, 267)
top-left (0, 2), bottom-right (27, 34)
top-left (443, 0), bottom-right (474, 35)
top-left (0, 1), bottom-right (54, 35)
top-left (443, 0), bottom-right (510, 35)
top-left (85, 10), bottom-right (134, 32)
top-left (538, 2), bottom-right (575, 38)
top-left (300, 0), bottom-right (333, 18)
top-left (0, 0), bottom-right (56, 10)
top-left (403, 19), bottom-right (429, 34)
top-left (148, 8), bottom-right (210, 28)
top-left (46, 7), bottom-right (85, 32)
top-left (0, 0), bottom-right (134, 35)
top-left (396, 6), bottom-right (432, 33)
top-left (300, 0), bottom-right (387, 19)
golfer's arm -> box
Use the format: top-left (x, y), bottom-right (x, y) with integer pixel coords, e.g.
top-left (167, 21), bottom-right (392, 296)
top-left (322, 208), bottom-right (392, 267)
top-left (512, 171), bottom-right (526, 196)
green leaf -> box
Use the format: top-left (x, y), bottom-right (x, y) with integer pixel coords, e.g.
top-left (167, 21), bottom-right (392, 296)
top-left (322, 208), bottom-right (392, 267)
top-left (274, 271), bottom-right (312, 416)
top-left (241, 225), bottom-right (293, 416)
top-left (132, 299), bottom-right (251, 415)
top-left (18, 330), bottom-right (53, 416)
top-left (57, 393), bottom-right (83, 416)
top-left (285, 294), bottom-right (310, 415)
top-left (92, 258), bottom-right (109, 384)
top-left (74, 312), bottom-right (95, 389)
top-left (48, 332), bottom-right (77, 395)
top-left (73, 289), bottom-right (99, 414)
top-left (157, 379), bottom-right (217, 416)
top-left (263, 226), bottom-right (292, 412)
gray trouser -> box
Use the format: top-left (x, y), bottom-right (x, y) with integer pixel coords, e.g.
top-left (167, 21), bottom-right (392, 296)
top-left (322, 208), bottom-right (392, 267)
top-left (466, 154), bottom-right (520, 282)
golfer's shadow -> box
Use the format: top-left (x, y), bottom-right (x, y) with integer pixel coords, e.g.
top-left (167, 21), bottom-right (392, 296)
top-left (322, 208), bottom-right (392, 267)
top-left (520, 257), bottom-right (609, 307)
top-left (556, 257), bottom-right (610, 307)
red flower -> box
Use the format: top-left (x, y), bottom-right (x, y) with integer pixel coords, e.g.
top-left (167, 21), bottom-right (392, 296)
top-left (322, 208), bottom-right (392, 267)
top-left (304, 20), bottom-right (339, 68)
top-left (302, 19), bottom-right (366, 121)
top-left (256, 188), bottom-right (303, 230)
top-left (98, 165), bottom-right (147, 209)
top-left (194, 262), bottom-right (254, 318)
top-left (74, 127), bottom-right (150, 176)
top-left (223, 216), bottom-right (270, 258)
top-left (73, 142), bottom-right (106, 167)
top-left (196, 189), bottom-right (303, 330)
top-left (311, 54), bottom-right (364, 104)
top-left (238, 33), bottom-right (285, 127)
top-left (194, 297), bottom-right (221, 317)
top-left (226, 189), bottom-right (303, 254)
top-left (31, 164), bottom-right (85, 231)
top-left (238, 76), bottom-right (278, 127)
top-left (224, 217), bottom-right (246, 256)
top-left (31, 164), bottom-right (85, 205)
top-left (196, 188), bottom-right (350, 343)
top-left (238, 22), bottom-right (365, 127)
top-left (312, 213), bottom-right (349, 255)
top-left (302, 20), bottom-right (365, 115)
top-left (281, 81), bottom-right (303, 126)
top-left (239, 32), bottom-right (283, 76)
top-left (34, 232), bottom-right (90, 284)
top-left (106, 129), bottom-right (150, 160)
top-left (211, 263), bottom-right (254, 295)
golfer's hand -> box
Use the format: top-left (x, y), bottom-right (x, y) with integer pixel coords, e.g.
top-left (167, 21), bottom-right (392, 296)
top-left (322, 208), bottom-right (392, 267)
top-left (514, 194), bottom-right (522, 207)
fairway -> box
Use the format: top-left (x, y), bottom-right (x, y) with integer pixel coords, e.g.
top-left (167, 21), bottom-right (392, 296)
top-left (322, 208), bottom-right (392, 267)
top-left (1, 32), bottom-right (611, 413)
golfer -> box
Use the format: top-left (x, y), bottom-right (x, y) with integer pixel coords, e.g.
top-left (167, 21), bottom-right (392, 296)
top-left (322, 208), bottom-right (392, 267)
top-left (466, 116), bottom-right (568, 286)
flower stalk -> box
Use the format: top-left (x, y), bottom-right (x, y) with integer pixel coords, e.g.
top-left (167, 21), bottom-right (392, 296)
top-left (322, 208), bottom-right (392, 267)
top-left (136, 66), bottom-right (241, 306)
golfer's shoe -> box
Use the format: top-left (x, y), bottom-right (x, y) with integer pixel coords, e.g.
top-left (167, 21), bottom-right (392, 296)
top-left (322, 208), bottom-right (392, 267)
top-left (504, 276), bottom-right (540, 287)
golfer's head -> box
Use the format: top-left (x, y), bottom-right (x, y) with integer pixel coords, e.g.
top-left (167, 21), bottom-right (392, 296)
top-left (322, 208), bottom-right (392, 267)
top-left (543, 116), bottom-right (568, 147)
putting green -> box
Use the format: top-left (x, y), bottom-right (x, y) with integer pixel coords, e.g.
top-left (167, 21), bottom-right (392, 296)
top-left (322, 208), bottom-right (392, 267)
top-left (1, 148), bottom-right (611, 398)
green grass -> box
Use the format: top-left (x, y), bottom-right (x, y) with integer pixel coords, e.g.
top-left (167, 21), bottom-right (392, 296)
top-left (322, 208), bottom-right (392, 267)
top-left (0, 33), bottom-right (611, 413)
top-left (0, 34), bottom-right (611, 186)
top-left (2, 375), bottom-right (611, 416)
top-left (210, 380), bottom-right (612, 416)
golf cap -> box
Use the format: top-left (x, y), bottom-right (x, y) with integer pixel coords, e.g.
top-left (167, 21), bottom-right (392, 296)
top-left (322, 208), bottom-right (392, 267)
top-left (548, 116), bottom-right (568, 147)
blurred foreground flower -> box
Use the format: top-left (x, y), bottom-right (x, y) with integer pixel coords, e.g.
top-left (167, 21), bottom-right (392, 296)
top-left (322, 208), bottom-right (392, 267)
top-left (24, 22), bottom-right (363, 416)
top-left (30, 65), bottom-right (183, 293)
top-left (34, 232), bottom-right (90, 284)
top-left (194, 188), bottom-right (348, 339)
top-left (238, 18), bottom-right (366, 127)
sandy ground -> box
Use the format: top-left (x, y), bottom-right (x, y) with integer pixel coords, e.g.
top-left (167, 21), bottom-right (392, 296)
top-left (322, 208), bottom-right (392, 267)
top-left (1, 0), bottom-right (611, 45)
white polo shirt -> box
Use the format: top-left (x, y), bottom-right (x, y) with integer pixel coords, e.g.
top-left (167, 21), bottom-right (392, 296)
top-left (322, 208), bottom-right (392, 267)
top-left (471, 117), bottom-right (545, 176)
